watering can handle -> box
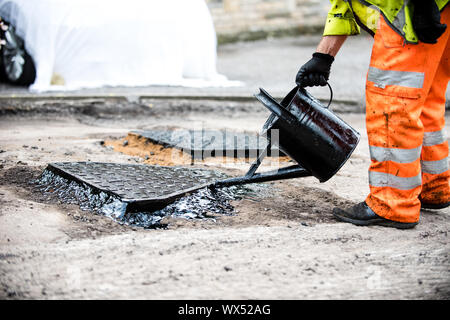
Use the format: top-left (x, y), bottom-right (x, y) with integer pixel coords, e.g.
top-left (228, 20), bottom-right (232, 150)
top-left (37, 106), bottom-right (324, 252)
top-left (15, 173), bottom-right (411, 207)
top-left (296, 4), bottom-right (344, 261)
top-left (297, 82), bottom-right (333, 109)
top-left (325, 82), bottom-right (333, 109)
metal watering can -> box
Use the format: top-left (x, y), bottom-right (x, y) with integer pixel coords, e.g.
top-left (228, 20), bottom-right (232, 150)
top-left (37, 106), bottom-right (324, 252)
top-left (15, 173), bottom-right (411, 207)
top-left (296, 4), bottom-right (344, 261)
top-left (215, 86), bottom-right (360, 187)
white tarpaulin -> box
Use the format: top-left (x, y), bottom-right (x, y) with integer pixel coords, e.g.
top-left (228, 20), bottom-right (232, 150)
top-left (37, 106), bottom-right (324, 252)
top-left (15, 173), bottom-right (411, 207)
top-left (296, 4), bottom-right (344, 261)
top-left (0, 0), bottom-right (239, 91)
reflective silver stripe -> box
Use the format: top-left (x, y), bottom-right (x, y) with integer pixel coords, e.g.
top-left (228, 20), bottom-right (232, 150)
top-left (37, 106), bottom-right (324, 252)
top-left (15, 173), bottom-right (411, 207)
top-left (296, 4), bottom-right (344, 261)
top-left (367, 67), bottom-right (424, 89)
top-left (423, 130), bottom-right (446, 147)
top-left (421, 158), bottom-right (449, 175)
top-left (369, 171), bottom-right (422, 190)
top-left (369, 145), bottom-right (421, 163)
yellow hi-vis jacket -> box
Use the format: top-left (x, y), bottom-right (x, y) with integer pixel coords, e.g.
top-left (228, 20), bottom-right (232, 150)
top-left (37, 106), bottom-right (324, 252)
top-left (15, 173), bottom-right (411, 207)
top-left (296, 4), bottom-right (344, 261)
top-left (324, 0), bottom-right (450, 44)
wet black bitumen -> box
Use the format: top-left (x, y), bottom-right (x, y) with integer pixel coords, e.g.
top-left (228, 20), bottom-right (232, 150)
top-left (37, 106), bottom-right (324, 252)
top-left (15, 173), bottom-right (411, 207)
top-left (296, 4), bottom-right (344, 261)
top-left (36, 162), bottom-right (260, 228)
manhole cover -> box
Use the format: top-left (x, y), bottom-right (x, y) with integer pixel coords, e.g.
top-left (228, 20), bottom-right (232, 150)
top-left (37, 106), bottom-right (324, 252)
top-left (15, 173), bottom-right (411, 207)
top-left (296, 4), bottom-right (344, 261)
top-left (131, 129), bottom-right (283, 159)
top-left (46, 162), bottom-right (226, 212)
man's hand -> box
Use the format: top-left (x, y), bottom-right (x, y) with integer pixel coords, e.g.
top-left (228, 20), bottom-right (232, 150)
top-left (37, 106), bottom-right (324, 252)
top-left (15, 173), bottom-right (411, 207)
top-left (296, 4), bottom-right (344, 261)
top-left (295, 35), bottom-right (346, 88)
top-left (295, 52), bottom-right (334, 87)
top-left (412, 0), bottom-right (447, 44)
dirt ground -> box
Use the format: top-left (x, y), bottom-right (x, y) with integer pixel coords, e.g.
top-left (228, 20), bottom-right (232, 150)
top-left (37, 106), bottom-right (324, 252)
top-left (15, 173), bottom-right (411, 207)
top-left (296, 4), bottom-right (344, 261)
top-left (0, 104), bottom-right (449, 300)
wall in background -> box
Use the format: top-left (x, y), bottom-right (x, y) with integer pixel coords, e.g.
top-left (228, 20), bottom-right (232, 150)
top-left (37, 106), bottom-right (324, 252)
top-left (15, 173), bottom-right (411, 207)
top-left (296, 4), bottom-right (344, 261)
top-left (206, 0), bottom-right (329, 43)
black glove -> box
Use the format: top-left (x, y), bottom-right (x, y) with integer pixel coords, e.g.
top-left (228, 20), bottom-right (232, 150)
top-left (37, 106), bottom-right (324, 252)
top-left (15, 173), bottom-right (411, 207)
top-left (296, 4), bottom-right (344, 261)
top-left (411, 0), bottom-right (447, 44)
top-left (295, 52), bottom-right (334, 88)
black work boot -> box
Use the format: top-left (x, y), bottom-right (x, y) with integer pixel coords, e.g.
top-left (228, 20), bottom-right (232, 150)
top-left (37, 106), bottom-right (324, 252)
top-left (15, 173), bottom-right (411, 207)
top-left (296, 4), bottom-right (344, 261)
top-left (332, 202), bottom-right (418, 229)
top-left (420, 200), bottom-right (450, 210)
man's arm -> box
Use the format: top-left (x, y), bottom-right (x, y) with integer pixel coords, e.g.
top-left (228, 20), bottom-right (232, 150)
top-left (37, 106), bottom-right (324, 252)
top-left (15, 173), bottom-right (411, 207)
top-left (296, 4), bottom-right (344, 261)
top-left (316, 35), bottom-right (347, 57)
top-left (295, 35), bottom-right (347, 88)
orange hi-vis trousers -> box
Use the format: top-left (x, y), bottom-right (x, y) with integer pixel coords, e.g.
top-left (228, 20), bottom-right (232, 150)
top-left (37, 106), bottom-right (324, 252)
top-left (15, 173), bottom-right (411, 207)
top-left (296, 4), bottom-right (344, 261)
top-left (365, 7), bottom-right (450, 223)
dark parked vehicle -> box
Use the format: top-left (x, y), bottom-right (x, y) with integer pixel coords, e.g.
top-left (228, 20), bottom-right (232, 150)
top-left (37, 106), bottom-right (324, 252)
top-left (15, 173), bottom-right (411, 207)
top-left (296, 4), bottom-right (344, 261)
top-left (0, 16), bottom-right (35, 86)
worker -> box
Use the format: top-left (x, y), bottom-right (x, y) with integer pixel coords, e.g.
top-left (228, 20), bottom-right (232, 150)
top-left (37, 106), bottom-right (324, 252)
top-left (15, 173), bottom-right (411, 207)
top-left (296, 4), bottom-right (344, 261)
top-left (296, 0), bottom-right (450, 229)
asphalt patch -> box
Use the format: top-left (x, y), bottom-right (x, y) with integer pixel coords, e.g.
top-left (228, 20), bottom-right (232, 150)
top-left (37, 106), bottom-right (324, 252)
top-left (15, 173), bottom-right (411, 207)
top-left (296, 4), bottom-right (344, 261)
top-left (131, 129), bottom-right (284, 159)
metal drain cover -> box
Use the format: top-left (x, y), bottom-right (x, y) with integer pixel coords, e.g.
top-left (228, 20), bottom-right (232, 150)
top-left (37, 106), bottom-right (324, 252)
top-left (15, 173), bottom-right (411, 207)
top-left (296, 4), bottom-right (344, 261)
top-left (47, 162), bottom-right (226, 212)
top-left (131, 129), bottom-right (283, 159)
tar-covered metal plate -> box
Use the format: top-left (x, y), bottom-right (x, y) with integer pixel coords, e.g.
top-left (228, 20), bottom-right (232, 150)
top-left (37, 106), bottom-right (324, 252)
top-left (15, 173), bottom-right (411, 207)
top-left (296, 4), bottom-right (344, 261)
top-left (47, 162), bottom-right (226, 211)
top-left (131, 129), bottom-right (283, 159)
